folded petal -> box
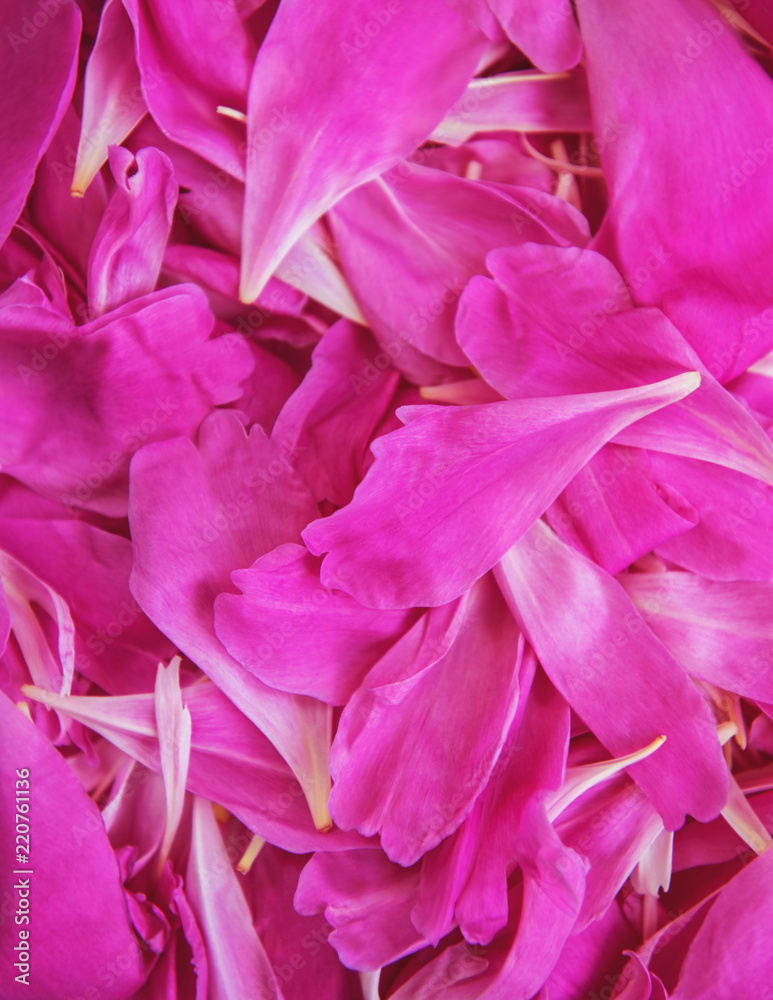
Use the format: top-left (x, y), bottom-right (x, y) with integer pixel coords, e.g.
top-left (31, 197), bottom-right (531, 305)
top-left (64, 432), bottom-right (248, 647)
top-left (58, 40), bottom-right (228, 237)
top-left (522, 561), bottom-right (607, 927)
top-left (87, 145), bottom-right (176, 316)
top-left (486, 0), bottom-right (583, 73)
top-left (496, 520), bottom-right (729, 828)
top-left (305, 373), bottom-right (701, 609)
top-left (215, 544), bottom-right (419, 705)
top-left (72, 0), bottom-right (147, 196)
top-left (329, 575), bottom-right (522, 865)
top-left (239, 0), bottom-right (487, 300)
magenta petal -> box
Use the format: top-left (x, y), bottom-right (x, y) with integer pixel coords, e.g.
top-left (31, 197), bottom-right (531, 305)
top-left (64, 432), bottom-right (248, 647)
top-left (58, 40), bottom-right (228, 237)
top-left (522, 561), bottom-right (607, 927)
top-left (0, 692), bottom-right (145, 998)
top-left (329, 164), bottom-right (588, 368)
top-left (295, 848), bottom-right (424, 971)
top-left (546, 445), bottom-right (698, 575)
top-left (0, 0), bottom-right (81, 247)
top-left (671, 850), bottom-right (773, 998)
top-left (87, 145), bottom-right (177, 316)
top-left (1, 284), bottom-right (252, 515)
top-left (620, 572), bottom-right (773, 704)
top-left (579, 0), bottom-right (773, 381)
top-left (488, 0), bottom-right (583, 73)
top-left (329, 575), bottom-right (522, 865)
top-left (186, 797), bottom-right (282, 1000)
top-left (497, 521), bottom-right (729, 828)
top-left (72, 0), bottom-right (146, 195)
top-left (215, 544), bottom-right (419, 705)
top-left (304, 374), bottom-right (701, 610)
top-left (239, 0), bottom-right (487, 300)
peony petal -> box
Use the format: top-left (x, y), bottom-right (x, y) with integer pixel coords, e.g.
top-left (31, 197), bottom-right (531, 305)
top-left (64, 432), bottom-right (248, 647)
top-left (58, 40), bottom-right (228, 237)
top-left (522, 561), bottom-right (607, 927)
top-left (304, 373), bottom-right (701, 609)
top-left (239, 0), bottom-right (487, 301)
top-left (497, 520), bottom-right (729, 828)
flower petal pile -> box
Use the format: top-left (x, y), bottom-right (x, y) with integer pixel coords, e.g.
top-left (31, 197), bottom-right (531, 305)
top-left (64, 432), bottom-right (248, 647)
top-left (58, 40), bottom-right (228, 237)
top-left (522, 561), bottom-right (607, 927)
top-left (3, 0), bottom-right (773, 997)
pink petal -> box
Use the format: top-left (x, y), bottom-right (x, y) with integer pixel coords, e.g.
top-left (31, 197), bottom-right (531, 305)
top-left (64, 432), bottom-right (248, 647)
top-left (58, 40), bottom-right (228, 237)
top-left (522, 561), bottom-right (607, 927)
top-left (239, 0), bottom-right (487, 301)
top-left (72, 0), bottom-right (146, 195)
top-left (87, 145), bottom-right (176, 316)
top-left (0, 692), bottom-right (146, 998)
top-left (304, 373), bottom-right (701, 609)
top-left (497, 521), bottom-right (729, 828)
top-left (0, 0), bottom-right (81, 247)
top-left (579, 0), bottom-right (773, 381)
top-left (329, 575), bottom-right (522, 865)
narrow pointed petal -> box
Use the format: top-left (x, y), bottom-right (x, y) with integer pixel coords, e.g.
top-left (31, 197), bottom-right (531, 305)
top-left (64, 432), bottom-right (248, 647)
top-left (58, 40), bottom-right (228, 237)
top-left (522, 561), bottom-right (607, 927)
top-left (239, 0), bottom-right (487, 301)
top-left (305, 374), bottom-right (701, 609)
top-left (497, 521), bottom-right (729, 828)
top-left (72, 0), bottom-right (146, 196)
top-left (431, 69), bottom-right (592, 145)
top-left (458, 244), bottom-right (773, 485)
top-left (187, 797), bottom-right (283, 1000)
top-left (154, 657), bottom-right (192, 874)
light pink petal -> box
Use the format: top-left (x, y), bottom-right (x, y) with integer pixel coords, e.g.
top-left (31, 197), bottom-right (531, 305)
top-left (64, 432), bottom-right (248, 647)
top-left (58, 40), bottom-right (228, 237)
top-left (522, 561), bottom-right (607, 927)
top-left (215, 544), bottom-right (418, 706)
top-left (0, 0), bottom-right (81, 247)
top-left (579, 0), bottom-right (773, 381)
top-left (239, 0), bottom-right (487, 301)
top-left (26, 681), bottom-right (362, 854)
top-left (72, 0), bottom-right (146, 195)
top-left (187, 797), bottom-right (283, 1000)
top-left (621, 572), bottom-right (773, 703)
top-left (431, 69), bottom-right (592, 145)
top-left (304, 373), bottom-right (701, 610)
top-left (87, 145), bottom-right (176, 316)
top-left (0, 517), bottom-right (173, 695)
top-left (0, 692), bottom-right (146, 998)
top-left (497, 521), bottom-right (729, 828)
top-left (154, 657), bottom-right (192, 873)
top-left (329, 575), bottom-right (522, 865)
